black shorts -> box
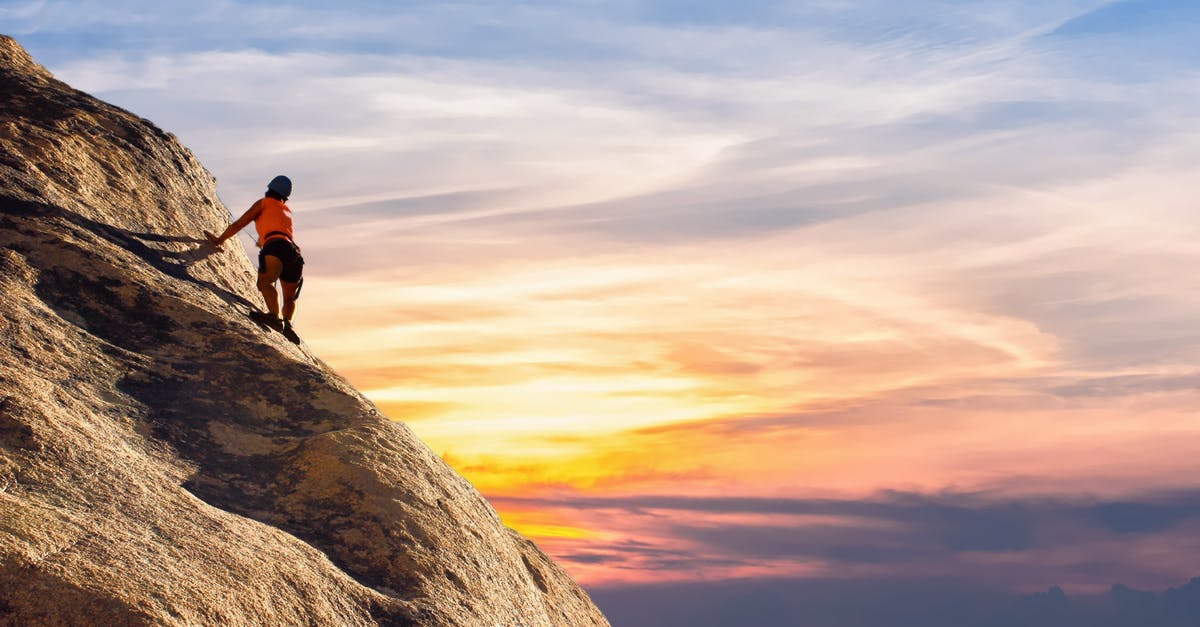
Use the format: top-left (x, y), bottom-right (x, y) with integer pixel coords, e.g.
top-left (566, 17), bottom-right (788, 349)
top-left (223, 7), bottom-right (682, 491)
top-left (259, 238), bottom-right (304, 283)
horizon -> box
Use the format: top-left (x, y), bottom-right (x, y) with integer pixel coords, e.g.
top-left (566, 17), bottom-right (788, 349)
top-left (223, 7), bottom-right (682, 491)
top-left (9, 0), bottom-right (1200, 623)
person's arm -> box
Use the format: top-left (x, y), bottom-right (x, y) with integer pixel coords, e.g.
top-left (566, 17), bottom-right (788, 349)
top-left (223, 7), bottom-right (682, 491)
top-left (206, 203), bottom-right (262, 249)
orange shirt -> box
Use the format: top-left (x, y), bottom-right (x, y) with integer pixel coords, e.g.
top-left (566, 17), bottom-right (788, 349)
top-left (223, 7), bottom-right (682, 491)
top-left (251, 197), bottom-right (293, 246)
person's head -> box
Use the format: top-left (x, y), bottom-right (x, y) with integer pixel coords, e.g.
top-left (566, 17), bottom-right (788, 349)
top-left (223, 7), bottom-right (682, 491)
top-left (266, 175), bottom-right (292, 201)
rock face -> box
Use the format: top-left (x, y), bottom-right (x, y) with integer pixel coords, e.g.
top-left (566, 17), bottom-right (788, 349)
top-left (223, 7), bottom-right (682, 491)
top-left (0, 35), bottom-right (609, 627)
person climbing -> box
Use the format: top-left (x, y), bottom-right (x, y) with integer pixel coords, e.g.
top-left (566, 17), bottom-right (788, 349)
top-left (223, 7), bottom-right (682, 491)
top-left (205, 175), bottom-right (304, 342)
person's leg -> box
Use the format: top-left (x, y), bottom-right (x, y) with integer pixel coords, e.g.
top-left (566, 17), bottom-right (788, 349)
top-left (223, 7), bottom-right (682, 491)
top-left (280, 280), bottom-right (299, 322)
top-left (257, 255), bottom-right (283, 317)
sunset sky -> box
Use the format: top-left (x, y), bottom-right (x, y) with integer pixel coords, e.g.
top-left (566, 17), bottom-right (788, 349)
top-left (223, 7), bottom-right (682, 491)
top-left (10, 0), bottom-right (1200, 622)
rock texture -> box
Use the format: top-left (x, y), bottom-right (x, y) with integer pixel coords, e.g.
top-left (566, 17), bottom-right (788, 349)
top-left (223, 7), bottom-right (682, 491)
top-left (0, 35), bottom-right (609, 627)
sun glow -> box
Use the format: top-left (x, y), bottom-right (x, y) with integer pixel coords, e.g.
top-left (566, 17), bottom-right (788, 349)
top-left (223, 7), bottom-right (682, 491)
top-left (299, 218), bottom-right (1066, 507)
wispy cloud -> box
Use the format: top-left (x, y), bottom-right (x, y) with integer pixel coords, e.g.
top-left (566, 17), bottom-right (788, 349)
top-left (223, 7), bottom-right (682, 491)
top-left (15, 0), bottom-right (1200, 599)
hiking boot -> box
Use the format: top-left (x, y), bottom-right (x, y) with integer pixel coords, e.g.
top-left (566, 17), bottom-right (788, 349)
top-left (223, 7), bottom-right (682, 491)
top-left (281, 320), bottom-right (301, 344)
top-left (249, 310), bottom-right (284, 331)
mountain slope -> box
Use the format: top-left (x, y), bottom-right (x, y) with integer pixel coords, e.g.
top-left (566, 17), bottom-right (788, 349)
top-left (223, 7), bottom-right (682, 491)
top-left (0, 35), bottom-right (608, 627)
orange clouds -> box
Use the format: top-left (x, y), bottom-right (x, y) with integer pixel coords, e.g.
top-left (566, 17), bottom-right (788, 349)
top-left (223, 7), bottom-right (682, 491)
top-left (294, 187), bottom-right (1200, 587)
top-left (304, 224), bottom-right (1060, 475)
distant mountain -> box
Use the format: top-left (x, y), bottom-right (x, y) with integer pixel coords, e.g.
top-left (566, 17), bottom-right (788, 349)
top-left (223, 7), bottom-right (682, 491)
top-left (590, 575), bottom-right (1200, 627)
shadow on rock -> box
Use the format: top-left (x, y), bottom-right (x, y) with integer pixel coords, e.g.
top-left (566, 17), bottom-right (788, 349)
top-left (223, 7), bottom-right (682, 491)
top-left (0, 196), bottom-right (250, 310)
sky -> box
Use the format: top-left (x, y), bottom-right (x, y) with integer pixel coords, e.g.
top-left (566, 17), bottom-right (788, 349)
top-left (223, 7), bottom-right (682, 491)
top-left (8, 0), bottom-right (1200, 623)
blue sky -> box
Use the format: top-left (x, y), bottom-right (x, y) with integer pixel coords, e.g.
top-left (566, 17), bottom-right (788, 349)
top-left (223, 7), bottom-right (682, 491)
top-left (8, 1), bottom-right (1200, 624)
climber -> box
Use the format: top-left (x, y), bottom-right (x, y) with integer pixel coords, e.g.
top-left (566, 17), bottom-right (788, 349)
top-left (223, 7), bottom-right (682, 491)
top-left (205, 175), bottom-right (304, 341)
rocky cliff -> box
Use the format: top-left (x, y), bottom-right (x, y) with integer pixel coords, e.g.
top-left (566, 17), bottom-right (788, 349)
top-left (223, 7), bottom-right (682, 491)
top-left (0, 35), bottom-right (609, 627)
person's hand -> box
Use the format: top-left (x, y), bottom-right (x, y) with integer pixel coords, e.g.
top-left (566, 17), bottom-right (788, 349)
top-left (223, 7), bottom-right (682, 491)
top-left (203, 230), bottom-right (223, 250)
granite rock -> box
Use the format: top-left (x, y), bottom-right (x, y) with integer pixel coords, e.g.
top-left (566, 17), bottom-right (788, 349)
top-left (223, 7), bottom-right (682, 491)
top-left (0, 35), bottom-right (608, 627)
